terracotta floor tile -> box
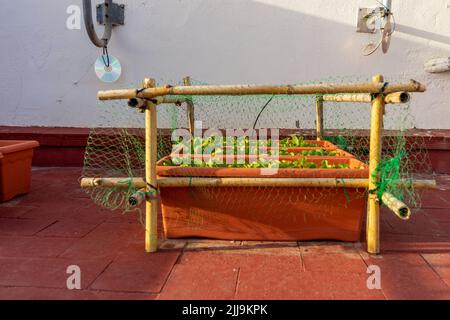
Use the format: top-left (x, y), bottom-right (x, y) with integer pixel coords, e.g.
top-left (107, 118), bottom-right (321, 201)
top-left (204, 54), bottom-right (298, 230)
top-left (380, 234), bottom-right (450, 253)
top-left (0, 236), bottom-right (77, 258)
top-left (159, 251), bottom-right (240, 300)
top-left (236, 254), bottom-right (323, 300)
top-left (0, 169), bottom-right (448, 299)
top-left (238, 241), bottom-right (300, 256)
top-left (185, 240), bottom-right (243, 251)
top-left (420, 190), bottom-right (450, 209)
top-left (421, 208), bottom-right (450, 223)
top-left (0, 217), bottom-right (57, 236)
top-left (309, 272), bottom-right (385, 300)
top-left (0, 286), bottom-right (157, 300)
top-left (302, 252), bottom-right (367, 273)
top-left (380, 266), bottom-right (450, 300)
top-left (91, 243), bottom-right (181, 293)
top-left (298, 241), bottom-right (361, 254)
top-left (60, 222), bottom-right (142, 259)
top-left (19, 202), bottom-right (89, 220)
top-left (442, 278), bottom-right (450, 288)
top-left (421, 253), bottom-right (450, 279)
top-left (36, 219), bottom-right (99, 238)
top-left (106, 211), bottom-right (143, 224)
top-left (361, 252), bottom-right (428, 269)
top-left (0, 205), bottom-right (36, 219)
top-left (381, 209), bottom-right (447, 237)
top-left (0, 257), bottom-right (111, 289)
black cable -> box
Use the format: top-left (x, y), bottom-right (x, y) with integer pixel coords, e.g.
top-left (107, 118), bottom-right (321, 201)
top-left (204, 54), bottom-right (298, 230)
top-left (253, 95), bottom-right (275, 129)
top-left (102, 46), bottom-right (110, 68)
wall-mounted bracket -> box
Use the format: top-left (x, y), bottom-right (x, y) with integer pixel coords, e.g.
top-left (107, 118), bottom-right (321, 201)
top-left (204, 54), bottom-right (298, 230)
top-left (96, 2), bottom-right (125, 26)
top-left (357, 7), bottom-right (385, 34)
top-left (83, 0), bottom-right (125, 48)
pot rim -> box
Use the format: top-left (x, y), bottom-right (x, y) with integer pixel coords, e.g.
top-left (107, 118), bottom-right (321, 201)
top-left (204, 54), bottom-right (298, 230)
top-left (157, 155), bottom-right (369, 179)
top-left (0, 140), bottom-right (40, 155)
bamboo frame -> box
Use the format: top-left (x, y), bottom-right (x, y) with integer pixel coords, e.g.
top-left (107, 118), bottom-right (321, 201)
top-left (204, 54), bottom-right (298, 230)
top-left (315, 97), bottom-right (324, 141)
top-left (97, 80), bottom-right (426, 100)
top-left (129, 188), bottom-right (146, 207)
top-left (143, 78), bottom-right (158, 253)
top-left (183, 76), bottom-right (195, 136)
top-left (322, 93), bottom-right (372, 103)
top-left (381, 192), bottom-right (411, 220)
top-left (85, 75), bottom-right (428, 255)
top-left (322, 92), bottom-right (410, 104)
top-left (367, 74), bottom-right (385, 254)
top-left (384, 92), bottom-right (411, 104)
top-left (80, 177), bottom-right (436, 190)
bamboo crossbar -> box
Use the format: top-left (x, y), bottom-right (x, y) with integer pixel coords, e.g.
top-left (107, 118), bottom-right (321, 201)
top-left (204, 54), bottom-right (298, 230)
top-left (161, 96), bottom-right (189, 104)
top-left (322, 94), bottom-right (372, 103)
top-left (381, 192), bottom-right (411, 220)
top-left (80, 177), bottom-right (436, 189)
top-left (97, 80), bottom-right (426, 101)
top-left (321, 92), bottom-right (410, 104)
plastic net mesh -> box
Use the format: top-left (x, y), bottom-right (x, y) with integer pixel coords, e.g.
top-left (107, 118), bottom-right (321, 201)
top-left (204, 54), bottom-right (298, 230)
top-left (82, 76), bottom-right (433, 240)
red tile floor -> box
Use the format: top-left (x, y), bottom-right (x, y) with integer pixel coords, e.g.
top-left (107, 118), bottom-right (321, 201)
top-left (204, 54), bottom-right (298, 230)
top-left (0, 167), bottom-right (449, 300)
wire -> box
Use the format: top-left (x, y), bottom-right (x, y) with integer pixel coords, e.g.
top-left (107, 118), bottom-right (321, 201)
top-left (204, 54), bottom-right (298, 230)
top-left (253, 95), bottom-right (275, 129)
top-left (361, 2), bottom-right (396, 56)
top-left (102, 46), bottom-right (111, 68)
top-left (362, 29), bottom-right (383, 56)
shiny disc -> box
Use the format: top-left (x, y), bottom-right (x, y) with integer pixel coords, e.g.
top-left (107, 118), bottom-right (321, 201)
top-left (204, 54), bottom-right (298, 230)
top-left (95, 55), bottom-right (122, 83)
top-left (382, 19), bottom-right (392, 54)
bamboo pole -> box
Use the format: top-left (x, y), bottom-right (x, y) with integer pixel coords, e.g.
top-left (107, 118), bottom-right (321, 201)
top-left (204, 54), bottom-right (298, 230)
top-left (129, 188), bottom-right (147, 207)
top-left (143, 78), bottom-right (158, 253)
top-left (97, 80), bottom-right (426, 101)
top-left (162, 96), bottom-right (189, 104)
top-left (367, 74), bottom-right (385, 255)
top-left (315, 97), bottom-right (324, 141)
top-left (81, 177), bottom-right (146, 189)
top-left (322, 93), bottom-right (372, 103)
top-left (382, 192), bottom-right (411, 220)
top-left (384, 92), bottom-right (411, 104)
top-left (183, 76), bottom-right (195, 137)
top-left (80, 177), bottom-right (436, 189)
top-left (321, 92), bottom-right (410, 104)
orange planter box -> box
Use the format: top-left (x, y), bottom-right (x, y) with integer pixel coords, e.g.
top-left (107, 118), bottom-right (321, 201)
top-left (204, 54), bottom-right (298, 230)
top-left (0, 140), bottom-right (40, 202)
top-left (157, 155), bottom-right (368, 242)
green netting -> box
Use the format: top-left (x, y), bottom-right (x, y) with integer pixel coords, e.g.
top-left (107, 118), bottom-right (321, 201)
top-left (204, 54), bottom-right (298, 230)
top-left (81, 76), bottom-right (433, 232)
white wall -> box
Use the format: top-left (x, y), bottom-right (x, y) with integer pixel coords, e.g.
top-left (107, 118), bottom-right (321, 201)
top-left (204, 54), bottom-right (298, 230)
top-left (1, 0), bottom-right (450, 128)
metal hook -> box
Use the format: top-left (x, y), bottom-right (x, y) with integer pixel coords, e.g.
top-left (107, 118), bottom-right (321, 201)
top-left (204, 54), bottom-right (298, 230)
top-left (82, 0), bottom-right (124, 48)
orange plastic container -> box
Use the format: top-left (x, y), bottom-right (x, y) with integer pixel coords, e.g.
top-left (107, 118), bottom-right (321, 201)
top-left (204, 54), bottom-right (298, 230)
top-left (157, 155), bottom-right (368, 242)
top-left (0, 140), bottom-right (40, 202)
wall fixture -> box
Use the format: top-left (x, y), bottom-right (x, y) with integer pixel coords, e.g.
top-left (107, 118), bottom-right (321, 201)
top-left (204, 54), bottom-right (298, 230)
top-left (424, 58), bottom-right (450, 74)
top-left (82, 0), bottom-right (125, 82)
top-left (357, 0), bottom-right (395, 56)
top-left (82, 0), bottom-right (124, 48)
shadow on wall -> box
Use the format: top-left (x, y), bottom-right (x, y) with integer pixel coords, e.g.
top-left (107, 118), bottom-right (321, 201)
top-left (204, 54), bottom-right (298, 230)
top-left (0, 0), bottom-right (450, 128)
top-left (119, 0), bottom-right (450, 84)
top-left (396, 24), bottom-right (450, 45)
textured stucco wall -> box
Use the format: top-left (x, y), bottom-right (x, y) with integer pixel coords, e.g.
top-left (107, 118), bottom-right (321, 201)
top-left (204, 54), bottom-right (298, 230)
top-left (1, 0), bottom-right (450, 128)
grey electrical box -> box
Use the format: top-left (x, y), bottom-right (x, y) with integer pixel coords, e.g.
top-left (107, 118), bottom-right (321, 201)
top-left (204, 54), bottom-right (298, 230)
top-left (97, 2), bottom-right (125, 26)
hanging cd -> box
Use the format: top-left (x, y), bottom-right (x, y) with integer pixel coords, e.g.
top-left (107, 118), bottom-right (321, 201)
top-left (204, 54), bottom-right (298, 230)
top-left (95, 54), bottom-right (122, 83)
top-left (382, 19), bottom-right (392, 54)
